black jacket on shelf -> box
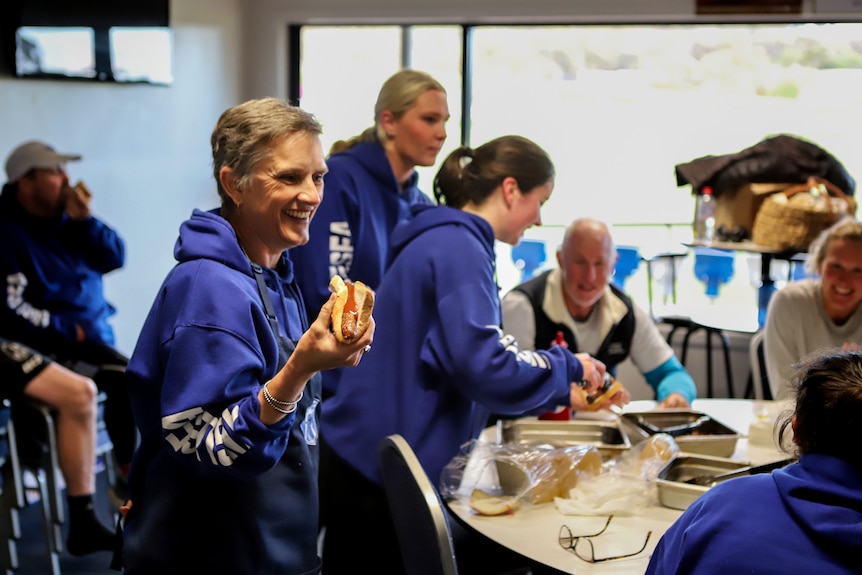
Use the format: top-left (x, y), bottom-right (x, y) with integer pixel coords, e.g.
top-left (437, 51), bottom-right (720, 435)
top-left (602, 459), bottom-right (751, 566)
top-left (675, 134), bottom-right (856, 198)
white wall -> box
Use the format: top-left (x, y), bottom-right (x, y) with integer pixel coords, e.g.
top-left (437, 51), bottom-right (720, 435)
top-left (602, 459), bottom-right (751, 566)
top-left (0, 0), bottom-right (244, 355)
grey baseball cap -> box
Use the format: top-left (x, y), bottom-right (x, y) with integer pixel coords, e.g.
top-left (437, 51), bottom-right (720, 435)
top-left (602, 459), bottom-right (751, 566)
top-left (5, 141), bottom-right (82, 183)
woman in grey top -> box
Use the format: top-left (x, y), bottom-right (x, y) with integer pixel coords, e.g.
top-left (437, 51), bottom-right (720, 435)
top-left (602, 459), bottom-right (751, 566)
top-left (764, 217), bottom-right (862, 399)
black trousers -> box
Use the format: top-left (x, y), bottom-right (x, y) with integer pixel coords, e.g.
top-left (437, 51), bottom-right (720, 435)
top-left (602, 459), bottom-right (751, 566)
top-left (319, 437), bottom-right (405, 574)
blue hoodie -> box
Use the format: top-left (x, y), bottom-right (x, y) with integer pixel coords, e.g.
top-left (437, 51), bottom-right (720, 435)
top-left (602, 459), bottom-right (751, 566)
top-left (290, 141), bottom-right (433, 394)
top-left (123, 209), bottom-right (322, 575)
top-left (0, 183), bottom-right (124, 350)
top-left (647, 454), bottom-right (862, 575)
top-left (321, 204), bottom-right (585, 486)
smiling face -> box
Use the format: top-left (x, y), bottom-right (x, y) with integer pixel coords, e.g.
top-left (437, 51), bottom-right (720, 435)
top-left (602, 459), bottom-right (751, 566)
top-left (557, 220), bottom-right (617, 320)
top-left (382, 88), bottom-right (449, 178)
top-left (225, 132), bottom-right (327, 266)
top-left (819, 237), bottom-right (862, 324)
top-left (500, 180), bottom-right (553, 245)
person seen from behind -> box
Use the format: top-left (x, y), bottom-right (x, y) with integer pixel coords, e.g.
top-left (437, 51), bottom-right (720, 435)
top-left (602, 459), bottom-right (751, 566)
top-left (647, 347), bottom-right (862, 574)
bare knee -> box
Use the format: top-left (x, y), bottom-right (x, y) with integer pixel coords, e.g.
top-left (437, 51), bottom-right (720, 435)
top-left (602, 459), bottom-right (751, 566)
top-left (60, 374), bottom-right (98, 422)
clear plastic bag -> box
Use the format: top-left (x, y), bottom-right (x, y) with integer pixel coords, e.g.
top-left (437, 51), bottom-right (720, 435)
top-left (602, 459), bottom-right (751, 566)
top-left (439, 440), bottom-right (602, 515)
top-left (440, 434), bottom-right (680, 517)
top-left (554, 433), bottom-right (680, 516)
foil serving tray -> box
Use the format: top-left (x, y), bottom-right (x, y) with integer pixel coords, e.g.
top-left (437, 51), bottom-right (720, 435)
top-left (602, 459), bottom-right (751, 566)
top-left (656, 454), bottom-right (749, 510)
top-left (621, 410), bottom-right (740, 457)
top-left (497, 418), bottom-right (631, 454)
top-left (656, 454), bottom-right (794, 510)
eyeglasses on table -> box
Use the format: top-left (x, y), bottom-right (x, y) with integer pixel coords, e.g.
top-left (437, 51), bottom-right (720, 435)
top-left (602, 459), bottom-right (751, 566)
top-left (558, 515), bottom-right (652, 563)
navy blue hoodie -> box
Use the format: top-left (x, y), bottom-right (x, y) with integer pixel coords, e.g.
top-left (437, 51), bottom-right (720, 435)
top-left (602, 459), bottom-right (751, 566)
top-left (647, 454), bottom-right (862, 574)
top-left (0, 183), bottom-right (124, 350)
top-left (321, 204), bottom-right (585, 486)
top-left (123, 208), bottom-right (321, 574)
top-left (290, 141), bottom-right (433, 394)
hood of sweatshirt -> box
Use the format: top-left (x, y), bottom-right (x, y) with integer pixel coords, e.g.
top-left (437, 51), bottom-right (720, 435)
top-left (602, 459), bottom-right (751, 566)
top-left (775, 453), bottom-right (862, 558)
top-left (173, 208), bottom-right (295, 283)
top-left (331, 141), bottom-right (420, 192)
top-left (390, 203), bottom-right (495, 265)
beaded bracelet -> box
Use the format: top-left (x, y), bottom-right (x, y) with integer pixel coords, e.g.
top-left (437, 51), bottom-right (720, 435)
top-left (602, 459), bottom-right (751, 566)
top-left (262, 383), bottom-right (303, 415)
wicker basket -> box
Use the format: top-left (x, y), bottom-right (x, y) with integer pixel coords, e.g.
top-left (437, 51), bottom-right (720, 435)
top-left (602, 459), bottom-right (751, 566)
top-left (751, 178), bottom-right (856, 252)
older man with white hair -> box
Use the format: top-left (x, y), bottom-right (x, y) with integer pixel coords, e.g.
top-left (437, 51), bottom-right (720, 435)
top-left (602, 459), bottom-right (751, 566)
top-left (502, 217), bottom-right (695, 408)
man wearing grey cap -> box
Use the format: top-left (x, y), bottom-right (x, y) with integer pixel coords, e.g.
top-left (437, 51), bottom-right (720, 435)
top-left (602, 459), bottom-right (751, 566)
top-left (0, 140), bottom-right (137, 510)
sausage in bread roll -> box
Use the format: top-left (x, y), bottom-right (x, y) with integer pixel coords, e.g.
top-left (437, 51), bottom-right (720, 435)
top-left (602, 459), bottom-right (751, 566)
top-left (329, 275), bottom-right (374, 343)
top-left (581, 374), bottom-right (623, 412)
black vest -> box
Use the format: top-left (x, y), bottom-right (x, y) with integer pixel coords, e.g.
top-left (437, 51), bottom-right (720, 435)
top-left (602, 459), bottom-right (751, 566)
top-left (509, 270), bottom-right (636, 376)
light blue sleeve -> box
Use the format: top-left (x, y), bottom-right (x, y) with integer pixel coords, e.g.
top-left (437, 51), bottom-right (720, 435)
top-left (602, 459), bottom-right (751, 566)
top-left (643, 355), bottom-right (697, 403)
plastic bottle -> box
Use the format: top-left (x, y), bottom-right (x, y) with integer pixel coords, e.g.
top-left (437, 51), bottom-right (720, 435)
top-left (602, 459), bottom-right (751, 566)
top-left (694, 186), bottom-right (716, 242)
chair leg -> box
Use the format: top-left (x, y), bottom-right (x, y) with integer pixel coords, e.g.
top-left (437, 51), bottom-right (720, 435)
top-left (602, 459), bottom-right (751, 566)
top-left (680, 324), bottom-right (700, 368)
top-left (718, 331), bottom-right (735, 398)
top-left (34, 470), bottom-right (62, 574)
top-left (705, 329), bottom-right (714, 398)
top-left (0, 471), bottom-right (20, 573)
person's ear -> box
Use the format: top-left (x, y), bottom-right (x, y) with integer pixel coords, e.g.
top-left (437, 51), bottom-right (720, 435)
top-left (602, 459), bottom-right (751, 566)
top-left (502, 176), bottom-right (519, 208)
top-left (556, 248), bottom-right (563, 268)
top-left (219, 166), bottom-right (242, 207)
top-left (379, 110), bottom-right (397, 139)
top-left (791, 415), bottom-right (799, 444)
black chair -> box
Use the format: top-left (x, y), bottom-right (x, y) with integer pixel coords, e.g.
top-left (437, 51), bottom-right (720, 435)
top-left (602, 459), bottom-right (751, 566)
top-left (744, 331), bottom-right (773, 401)
top-left (379, 435), bottom-right (536, 575)
top-left (379, 434), bottom-right (459, 575)
top-left (0, 400), bottom-right (24, 575)
top-left (11, 392), bottom-right (116, 575)
top-left (657, 248), bottom-right (759, 398)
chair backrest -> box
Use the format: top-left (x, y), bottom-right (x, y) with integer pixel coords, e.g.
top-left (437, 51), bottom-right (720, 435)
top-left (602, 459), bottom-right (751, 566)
top-left (378, 434), bottom-right (459, 575)
top-left (613, 245), bottom-right (641, 290)
top-left (693, 247), bottom-right (735, 298)
top-left (748, 331), bottom-right (772, 400)
top-left (511, 240), bottom-right (547, 282)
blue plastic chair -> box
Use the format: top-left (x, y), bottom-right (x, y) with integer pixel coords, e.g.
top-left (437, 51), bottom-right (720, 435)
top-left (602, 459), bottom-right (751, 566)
top-left (693, 247), bottom-right (735, 298)
top-left (511, 240), bottom-right (547, 282)
top-left (613, 245), bottom-right (641, 290)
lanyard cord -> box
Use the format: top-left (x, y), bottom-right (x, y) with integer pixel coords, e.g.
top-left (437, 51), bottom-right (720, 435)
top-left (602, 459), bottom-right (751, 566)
top-left (250, 261), bottom-right (280, 337)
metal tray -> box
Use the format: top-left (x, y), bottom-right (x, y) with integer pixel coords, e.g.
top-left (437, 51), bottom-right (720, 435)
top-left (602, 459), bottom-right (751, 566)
top-left (498, 418), bottom-right (630, 455)
top-left (656, 454), bottom-right (794, 510)
top-left (621, 410), bottom-right (740, 457)
top-left (655, 454), bottom-right (750, 510)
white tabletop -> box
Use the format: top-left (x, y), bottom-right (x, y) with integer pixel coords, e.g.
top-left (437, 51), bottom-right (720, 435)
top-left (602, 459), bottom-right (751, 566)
top-left (446, 398), bottom-right (792, 574)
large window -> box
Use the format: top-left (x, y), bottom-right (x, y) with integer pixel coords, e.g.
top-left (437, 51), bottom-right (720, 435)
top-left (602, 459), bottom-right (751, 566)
top-left (296, 25), bottom-right (463, 193)
top-left (295, 22), bottom-right (862, 309)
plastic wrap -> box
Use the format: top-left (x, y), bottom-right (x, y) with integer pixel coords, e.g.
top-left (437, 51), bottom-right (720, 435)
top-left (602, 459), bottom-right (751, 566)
top-left (440, 433), bottom-right (679, 517)
top-left (440, 440), bottom-right (602, 515)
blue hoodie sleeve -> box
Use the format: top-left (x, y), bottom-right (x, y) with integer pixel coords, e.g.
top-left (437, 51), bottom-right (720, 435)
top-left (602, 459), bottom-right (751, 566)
top-left (129, 262), bottom-right (295, 480)
top-left (63, 216), bottom-right (125, 273)
top-left (157, 324), bottom-right (293, 479)
top-left (416, 231), bottom-right (582, 414)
